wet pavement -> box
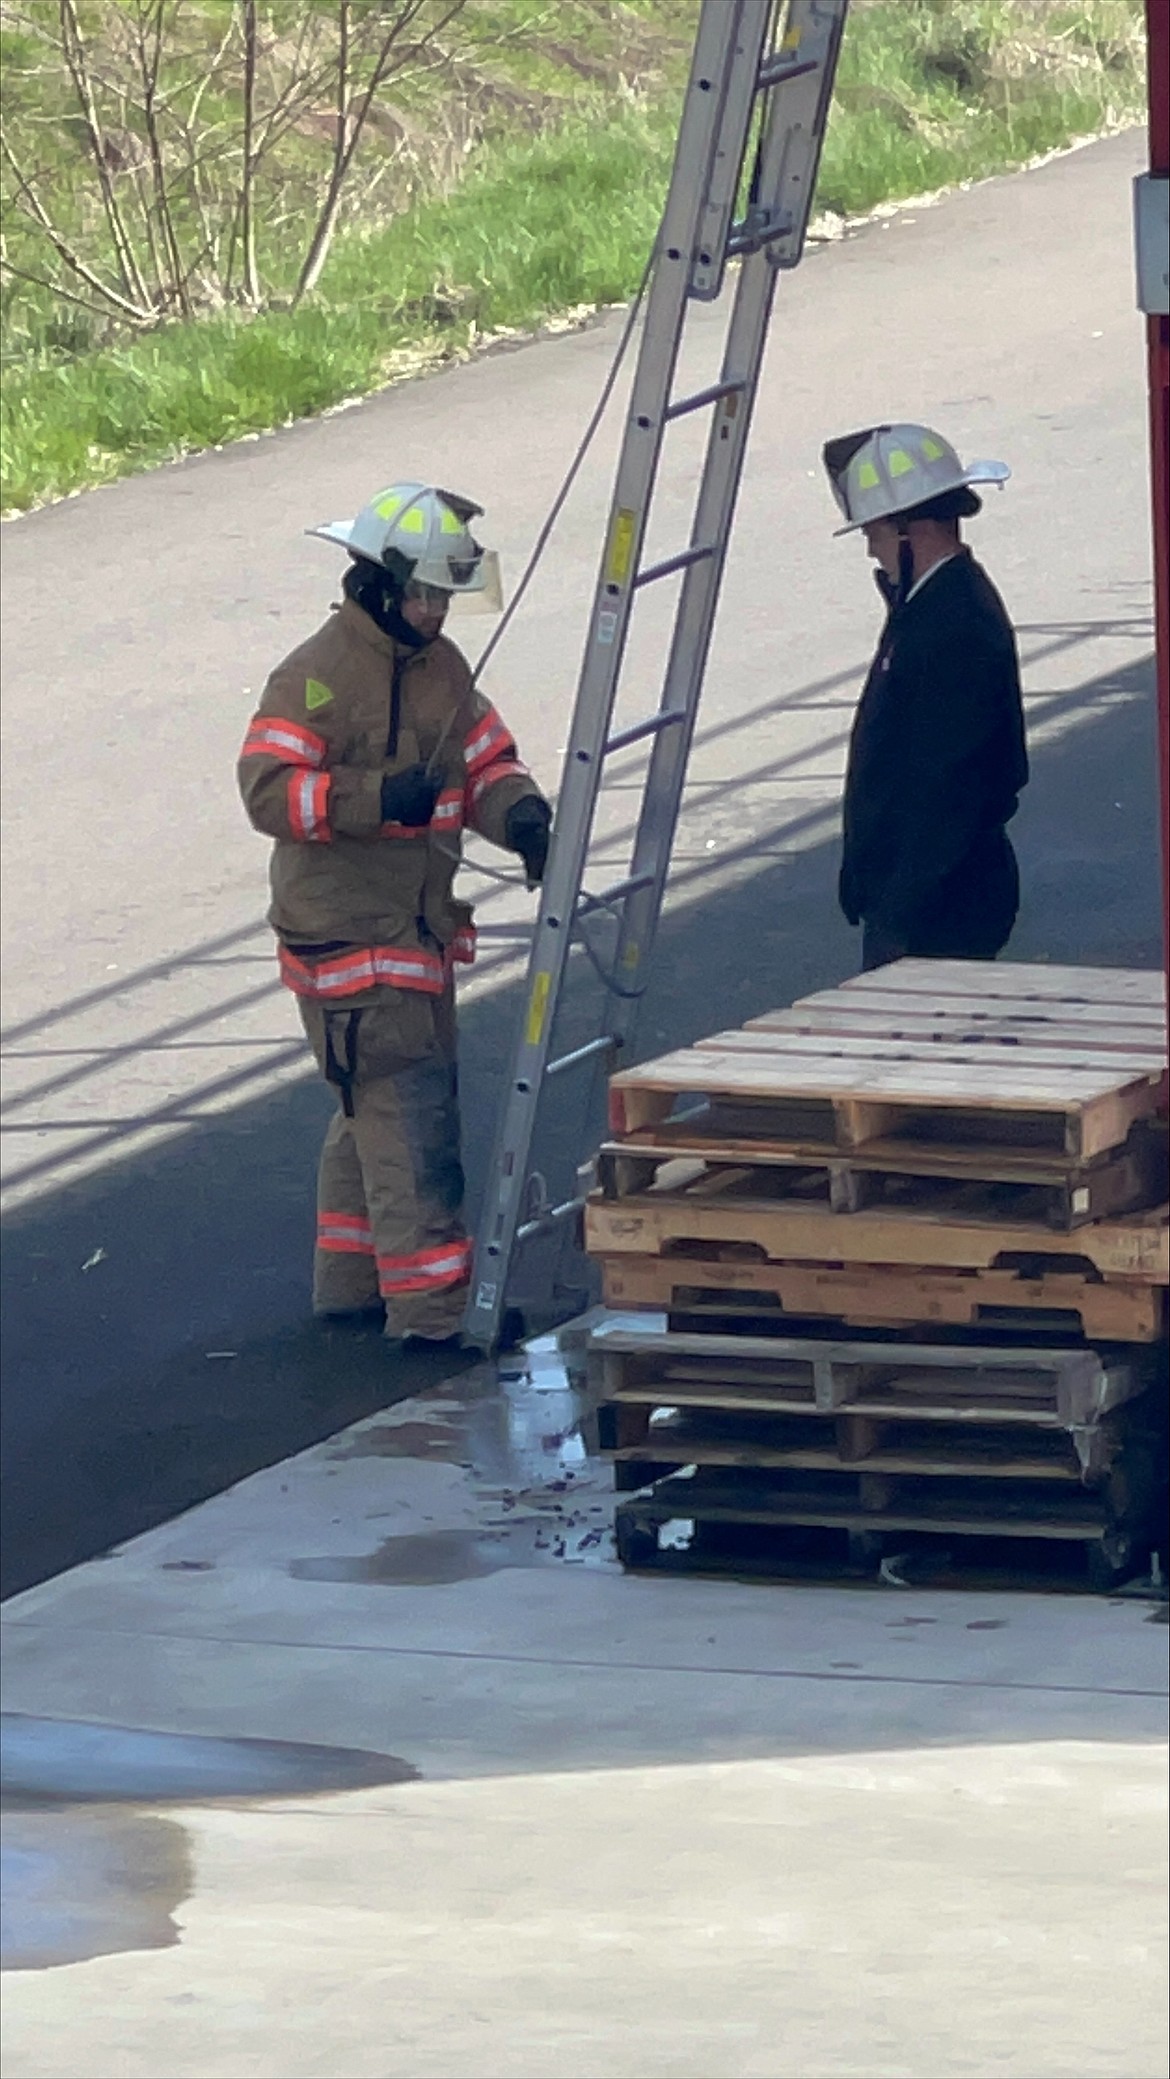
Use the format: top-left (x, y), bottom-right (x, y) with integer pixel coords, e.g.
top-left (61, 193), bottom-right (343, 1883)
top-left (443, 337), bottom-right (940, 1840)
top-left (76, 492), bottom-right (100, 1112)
top-left (0, 1328), bottom-right (610, 1977)
top-left (0, 1717), bottom-right (418, 1973)
top-left (1, 1807), bottom-right (191, 1973)
top-left (290, 1330), bottom-right (618, 1584)
top-left (1, 1321), bottom-right (1166, 2078)
top-left (0, 1717), bottom-right (418, 1806)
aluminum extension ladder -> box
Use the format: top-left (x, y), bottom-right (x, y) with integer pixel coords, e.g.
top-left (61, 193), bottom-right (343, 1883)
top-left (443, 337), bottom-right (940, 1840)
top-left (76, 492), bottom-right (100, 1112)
top-left (465, 0), bottom-right (850, 1350)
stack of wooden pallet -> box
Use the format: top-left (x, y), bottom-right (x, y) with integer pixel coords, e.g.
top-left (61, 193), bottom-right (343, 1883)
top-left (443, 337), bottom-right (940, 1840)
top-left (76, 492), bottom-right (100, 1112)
top-left (584, 960), bottom-right (1169, 1587)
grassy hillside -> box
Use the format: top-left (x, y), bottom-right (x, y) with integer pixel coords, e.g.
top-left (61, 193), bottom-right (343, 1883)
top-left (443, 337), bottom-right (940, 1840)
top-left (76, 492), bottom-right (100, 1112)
top-left (0, 0), bottom-right (1146, 512)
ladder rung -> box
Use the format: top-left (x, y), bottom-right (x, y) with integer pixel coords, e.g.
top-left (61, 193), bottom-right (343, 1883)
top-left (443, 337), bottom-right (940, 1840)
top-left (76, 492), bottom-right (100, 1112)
top-left (756, 54), bottom-right (819, 90)
top-left (516, 1195), bottom-right (585, 1246)
top-left (546, 1035), bottom-right (616, 1078)
top-left (633, 544), bottom-right (715, 589)
top-left (605, 710), bottom-right (687, 755)
top-left (665, 378), bottom-right (746, 422)
top-left (725, 212), bottom-right (791, 258)
top-left (576, 870), bottom-right (655, 917)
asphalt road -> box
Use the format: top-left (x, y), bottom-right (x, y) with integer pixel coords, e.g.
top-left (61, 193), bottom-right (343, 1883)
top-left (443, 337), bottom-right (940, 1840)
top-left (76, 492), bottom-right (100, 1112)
top-left (0, 129), bottom-right (1161, 1598)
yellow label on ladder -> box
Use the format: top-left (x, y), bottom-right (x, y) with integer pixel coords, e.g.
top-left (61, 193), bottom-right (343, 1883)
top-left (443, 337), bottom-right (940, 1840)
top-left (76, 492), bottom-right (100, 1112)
top-left (525, 971), bottom-right (552, 1047)
top-left (606, 509), bottom-right (637, 586)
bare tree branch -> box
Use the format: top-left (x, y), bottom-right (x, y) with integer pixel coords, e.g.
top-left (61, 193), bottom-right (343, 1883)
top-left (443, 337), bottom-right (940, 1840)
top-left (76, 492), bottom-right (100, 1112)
top-left (131, 0), bottom-right (192, 314)
top-left (57, 0), bottom-right (150, 306)
top-left (0, 258), bottom-right (119, 325)
top-left (1, 131), bottom-right (153, 318)
top-left (4, 0), bottom-right (502, 334)
top-left (238, 0), bottom-right (259, 303)
top-left (293, 0), bottom-right (469, 306)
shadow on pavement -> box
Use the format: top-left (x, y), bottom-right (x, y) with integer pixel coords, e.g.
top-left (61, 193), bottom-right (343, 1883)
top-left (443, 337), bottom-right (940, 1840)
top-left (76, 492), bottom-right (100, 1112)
top-left (0, 645), bottom-right (1161, 1598)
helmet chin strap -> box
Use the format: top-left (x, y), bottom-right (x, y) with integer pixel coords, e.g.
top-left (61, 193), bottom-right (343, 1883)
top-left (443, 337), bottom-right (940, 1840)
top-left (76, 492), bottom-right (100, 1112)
top-left (896, 528), bottom-right (915, 607)
top-left (343, 557), bottom-right (431, 650)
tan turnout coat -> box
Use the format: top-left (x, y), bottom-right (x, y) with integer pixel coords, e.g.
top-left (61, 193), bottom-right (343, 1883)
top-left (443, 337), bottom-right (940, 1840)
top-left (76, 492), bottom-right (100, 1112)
top-left (238, 594), bottom-right (541, 1000)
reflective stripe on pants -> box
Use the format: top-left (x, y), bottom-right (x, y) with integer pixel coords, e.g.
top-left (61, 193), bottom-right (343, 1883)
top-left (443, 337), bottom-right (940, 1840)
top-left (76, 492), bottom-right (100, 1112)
top-left (376, 1238), bottom-right (472, 1294)
top-left (317, 1212), bottom-right (375, 1255)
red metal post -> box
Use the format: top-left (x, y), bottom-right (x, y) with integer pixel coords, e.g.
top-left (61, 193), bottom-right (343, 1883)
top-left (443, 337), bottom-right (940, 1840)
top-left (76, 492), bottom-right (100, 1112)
top-left (1146, 0), bottom-right (1170, 973)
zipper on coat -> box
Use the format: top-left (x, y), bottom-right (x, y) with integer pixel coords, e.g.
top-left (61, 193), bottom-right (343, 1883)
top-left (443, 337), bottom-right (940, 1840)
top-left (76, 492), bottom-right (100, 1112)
top-left (387, 653), bottom-right (404, 759)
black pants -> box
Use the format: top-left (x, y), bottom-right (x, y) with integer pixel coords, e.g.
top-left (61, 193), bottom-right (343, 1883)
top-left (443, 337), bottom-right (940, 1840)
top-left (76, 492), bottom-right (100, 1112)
top-left (860, 834), bottom-right (1019, 973)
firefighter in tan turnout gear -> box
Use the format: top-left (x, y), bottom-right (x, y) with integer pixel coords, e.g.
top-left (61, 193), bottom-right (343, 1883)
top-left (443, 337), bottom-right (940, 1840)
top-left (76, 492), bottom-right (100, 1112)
top-left (238, 483), bottom-right (551, 1344)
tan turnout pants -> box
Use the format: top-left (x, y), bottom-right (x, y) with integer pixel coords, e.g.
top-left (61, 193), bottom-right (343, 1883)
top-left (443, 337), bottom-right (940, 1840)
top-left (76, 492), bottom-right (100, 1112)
top-left (298, 981), bottom-right (469, 1338)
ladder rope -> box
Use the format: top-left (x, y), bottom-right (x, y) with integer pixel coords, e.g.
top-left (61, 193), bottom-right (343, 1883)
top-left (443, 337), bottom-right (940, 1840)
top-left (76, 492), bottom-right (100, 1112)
top-left (472, 245), bottom-right (658, 688)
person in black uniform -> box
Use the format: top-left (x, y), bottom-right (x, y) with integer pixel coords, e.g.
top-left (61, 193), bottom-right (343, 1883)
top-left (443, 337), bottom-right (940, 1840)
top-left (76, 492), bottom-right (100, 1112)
top-left (823, 423), bottom-right (1028, 973)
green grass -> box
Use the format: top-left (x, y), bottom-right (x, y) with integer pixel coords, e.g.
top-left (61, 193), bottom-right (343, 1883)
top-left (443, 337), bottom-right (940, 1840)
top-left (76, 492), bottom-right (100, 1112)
top-left (819, 0), bottom-right (1145, 214)
top-left (1, 0), bottom-right (1146, 513)
top-left (1, 107), bottom-right (678, 510)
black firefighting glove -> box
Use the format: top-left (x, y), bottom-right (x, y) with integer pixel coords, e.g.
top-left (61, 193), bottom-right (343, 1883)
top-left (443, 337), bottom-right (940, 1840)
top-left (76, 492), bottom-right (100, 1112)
top-left (381, 763), bottom-right (441, 827)
top-left (505, 796), bottom-right (552, 887)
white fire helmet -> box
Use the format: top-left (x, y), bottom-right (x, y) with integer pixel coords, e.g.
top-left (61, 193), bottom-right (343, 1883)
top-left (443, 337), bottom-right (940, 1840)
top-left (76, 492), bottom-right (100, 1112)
top-left (307, 482), bottom-right (503, 609)
top-left (823, 423), bottom-right (1010, 535)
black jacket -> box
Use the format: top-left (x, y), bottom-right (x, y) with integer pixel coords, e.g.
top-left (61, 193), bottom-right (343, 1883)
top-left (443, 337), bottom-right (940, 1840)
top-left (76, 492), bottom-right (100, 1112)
top-left (839, 549), bottom-right (1028, 948)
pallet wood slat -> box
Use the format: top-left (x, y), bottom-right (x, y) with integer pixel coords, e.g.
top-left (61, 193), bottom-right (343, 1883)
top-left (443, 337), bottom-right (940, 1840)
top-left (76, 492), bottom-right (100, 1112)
top-left (837, 958), bottom-right (1166, 1007)
top-left (606, 1382), bottom-right (1076, 1427)
top-left (611, 1045), bottom-right (1157, 1108)
top-left (755, 997), bottom-right (1166, 1047)
top-left (596, 1252), bottom-right (1165, 1342)
top-left (584, 1191), bottom-right (1170, 1281)
top-left (616, 1473), bottom-right (1106, 1541)
top-left (693, 1026), bottom-right (1168, 1077)
top-left (611, 1440), bottom-right (1079, 1480)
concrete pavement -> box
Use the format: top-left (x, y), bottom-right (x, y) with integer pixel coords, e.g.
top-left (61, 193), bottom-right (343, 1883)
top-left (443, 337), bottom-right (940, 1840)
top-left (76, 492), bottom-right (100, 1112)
top-left (1, 1340), bottom-right (1166, 2076)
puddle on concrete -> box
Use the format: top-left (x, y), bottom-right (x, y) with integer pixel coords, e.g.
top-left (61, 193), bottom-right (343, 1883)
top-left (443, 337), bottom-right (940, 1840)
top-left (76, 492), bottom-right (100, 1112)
top-left (292, 1529), bottom-right (495, 1586)
top-left (2, 1807), bottom-right (191, 1972)
top-left (305, 1330), bottom-right (618, 1584)
top-left (0, 1716), bottom-right (420, 1973)
top-left (0, 1716), bottom-right (418, 1805)
top-left (329, 1398), bottom-right (472, 1465)
top-left (334, 1418), bottom-right (465, 1461)
top-left (290, 1509), bottom-right (615, 1587)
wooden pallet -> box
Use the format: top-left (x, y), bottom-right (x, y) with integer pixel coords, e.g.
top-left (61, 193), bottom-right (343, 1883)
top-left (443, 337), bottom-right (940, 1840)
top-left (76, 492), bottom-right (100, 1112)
top-left (587, 1319), bottom-right (1147, 1436)
top-left (596, 1251), bottom-right (1166, 1342)
top-left (597, 1129), bottom-right (1168, 1231)
top-left (600, 1402), bottom-right (1093, 1482)
top-left (612, 1482), bottom-right (1140, 1591)
top-left (608, 960), bottom-right (1167, 1164)
top-left (594, 1311), bottom-right (1165, 1590)
top-left (584, 1188), bottom-right (1170, 1282)
top-left (609, 1042), bottom-right (1165, 1162)
top-left (616, 1463), bottom-right (1109, 1535)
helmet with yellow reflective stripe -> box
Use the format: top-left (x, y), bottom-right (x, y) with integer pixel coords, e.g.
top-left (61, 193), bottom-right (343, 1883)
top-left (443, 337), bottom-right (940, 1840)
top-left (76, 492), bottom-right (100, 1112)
top-left (307, 482), bottom-right (494, 593)
top-left (822, 424), bottom-right (1010, 535)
